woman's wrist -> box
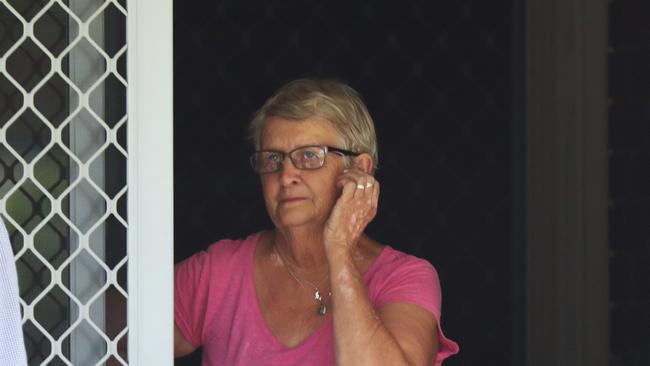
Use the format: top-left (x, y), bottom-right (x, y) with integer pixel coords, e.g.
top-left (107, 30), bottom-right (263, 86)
top-left (324, 240), bottom-right (354, 262)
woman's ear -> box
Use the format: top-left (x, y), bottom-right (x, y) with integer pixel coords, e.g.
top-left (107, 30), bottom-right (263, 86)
top-left (354, 153), bottom-right (374, 175)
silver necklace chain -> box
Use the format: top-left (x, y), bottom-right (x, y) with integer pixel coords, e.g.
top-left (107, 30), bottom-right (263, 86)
top-left (275, 248), bottom-right (332, 316)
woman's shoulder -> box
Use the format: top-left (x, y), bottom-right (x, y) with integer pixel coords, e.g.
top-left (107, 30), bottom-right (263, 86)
top-left (383, 246), bottom-right (434, 267)
top-left (205, 232), bottom-right (260, 255)
top-left (177, 231), bottom-right (262, 271)
top-left (367, 243), bottom-right (436, 277)
top-left (363, 244), bottom-right (440, 297)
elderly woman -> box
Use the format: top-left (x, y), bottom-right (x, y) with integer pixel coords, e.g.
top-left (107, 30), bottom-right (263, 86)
top-left (174, 79), bottom-right (458, 365)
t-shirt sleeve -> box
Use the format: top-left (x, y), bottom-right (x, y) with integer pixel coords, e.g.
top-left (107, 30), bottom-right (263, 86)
top-left (374, 256), bottom-right (443, 316)
top-left (373, 254), bottom-right (460, 363)
top-left (174, 250), bottom-right (212, 347)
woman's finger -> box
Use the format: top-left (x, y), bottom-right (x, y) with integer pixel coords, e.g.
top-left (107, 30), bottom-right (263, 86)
top-left (368, 180), bottom-right (380, 219)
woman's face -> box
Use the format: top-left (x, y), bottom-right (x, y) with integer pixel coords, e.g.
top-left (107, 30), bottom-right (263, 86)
top-left (259, 117), bottom-right (347, 230)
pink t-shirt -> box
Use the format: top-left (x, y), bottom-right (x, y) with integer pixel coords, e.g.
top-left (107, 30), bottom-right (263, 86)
top-left (175, 232), bottom-right (459, 365)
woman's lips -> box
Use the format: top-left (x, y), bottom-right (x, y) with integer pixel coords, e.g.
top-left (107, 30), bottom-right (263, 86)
top-left (280, 197), bottom-right (307, 203)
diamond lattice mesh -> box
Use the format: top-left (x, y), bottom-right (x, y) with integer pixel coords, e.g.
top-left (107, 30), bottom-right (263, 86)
top-left (0, 0), bottom-right (128, 364)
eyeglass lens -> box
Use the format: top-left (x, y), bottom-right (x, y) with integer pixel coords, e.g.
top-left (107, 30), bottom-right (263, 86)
top-left (252, 146), bottom-right (327, 173)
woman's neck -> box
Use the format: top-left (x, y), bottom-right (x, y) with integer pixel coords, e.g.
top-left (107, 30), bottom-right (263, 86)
top-left (272, 225), bottom-right (327, 271)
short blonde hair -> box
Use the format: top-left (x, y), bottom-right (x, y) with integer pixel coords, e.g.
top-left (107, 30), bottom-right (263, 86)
top-left (249, 79), bottom-right (379, 169)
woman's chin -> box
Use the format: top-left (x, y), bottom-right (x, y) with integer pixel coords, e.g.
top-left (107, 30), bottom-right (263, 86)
top-left (273, 211), bottom-right (320, 230)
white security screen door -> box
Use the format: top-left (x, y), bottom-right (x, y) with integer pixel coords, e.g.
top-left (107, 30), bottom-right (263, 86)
top-left (0, 0), bottom-right (173, 364)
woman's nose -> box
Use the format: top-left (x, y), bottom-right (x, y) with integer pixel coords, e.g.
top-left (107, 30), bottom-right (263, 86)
top-left (278, 156), bottom-right (301, 185)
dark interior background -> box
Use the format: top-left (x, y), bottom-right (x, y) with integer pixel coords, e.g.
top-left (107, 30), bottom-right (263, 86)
top-left (608, 1), bottom-right (650, 364)
top-left (173, 1), bottom-right (649, 365)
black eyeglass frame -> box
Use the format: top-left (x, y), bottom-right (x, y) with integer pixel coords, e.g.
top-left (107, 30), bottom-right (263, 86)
top-left (250, 145), bottom-right (359, 173)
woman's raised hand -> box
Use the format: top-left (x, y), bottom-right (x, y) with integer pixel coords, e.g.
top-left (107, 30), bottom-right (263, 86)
top-left (324, 160), bottom-right (379, 255)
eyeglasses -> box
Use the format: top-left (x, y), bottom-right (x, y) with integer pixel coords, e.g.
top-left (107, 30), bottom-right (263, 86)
top-left (250, 145), bottom-right (359, 173)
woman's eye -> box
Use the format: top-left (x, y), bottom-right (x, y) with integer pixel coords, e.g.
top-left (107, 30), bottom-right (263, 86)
top-left (267, 153), bottom-right (282, 162)
top-left (303, 150), bottom-right (317, 160)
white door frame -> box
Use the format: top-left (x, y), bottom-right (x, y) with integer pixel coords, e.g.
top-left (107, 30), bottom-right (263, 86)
top-left (127, 0), bottom-right (174, 364)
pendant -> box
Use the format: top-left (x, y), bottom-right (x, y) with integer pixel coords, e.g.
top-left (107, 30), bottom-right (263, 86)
top-left (314, 290), bottom-right (321, 301)
top-left (318, 303), bottom-right (327, 316)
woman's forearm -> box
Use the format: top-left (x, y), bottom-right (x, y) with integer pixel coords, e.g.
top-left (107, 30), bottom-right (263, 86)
top-left (328, 248), bottom-right (411, 366)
